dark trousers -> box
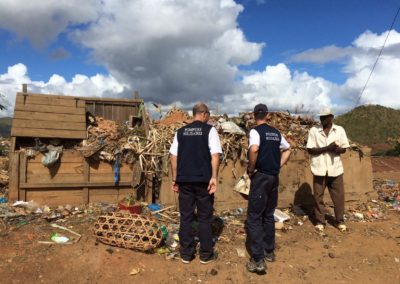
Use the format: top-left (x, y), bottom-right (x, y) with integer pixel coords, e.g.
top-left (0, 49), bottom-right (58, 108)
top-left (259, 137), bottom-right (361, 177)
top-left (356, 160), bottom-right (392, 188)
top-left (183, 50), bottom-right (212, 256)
top-left (247, 172), bottom-right (279, 262)
top-left (178, 182), bottom-right (214, 259)
top-left (313, 174), bottom-right (345, 224)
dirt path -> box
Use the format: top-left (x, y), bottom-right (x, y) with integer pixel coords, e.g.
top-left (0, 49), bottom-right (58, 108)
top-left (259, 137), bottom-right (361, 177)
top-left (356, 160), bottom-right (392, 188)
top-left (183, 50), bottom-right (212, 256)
top-left (0, 210), bottom-right (399, 284)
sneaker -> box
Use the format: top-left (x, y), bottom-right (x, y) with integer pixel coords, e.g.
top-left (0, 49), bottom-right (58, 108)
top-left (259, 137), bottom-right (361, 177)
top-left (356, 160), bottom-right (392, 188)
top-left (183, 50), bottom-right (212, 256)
top-left (338, 223), bottom-right (347, 232)
top-left (315, 224), bottom-right (325, 232)
top-left (246, 258), bottom-right (266, 273)
top-left (264, 251), bottom-right (276, 262)
top-left (180, 255), bottom-right (195, 264)
top-left (200, 252), bottom-right (218, 264)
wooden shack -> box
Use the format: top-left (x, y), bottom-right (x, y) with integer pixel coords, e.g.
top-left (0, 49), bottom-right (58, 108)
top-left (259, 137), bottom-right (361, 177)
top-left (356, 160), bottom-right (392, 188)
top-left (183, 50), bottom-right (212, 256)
top-left (8, 88), bottom-right (148, 205)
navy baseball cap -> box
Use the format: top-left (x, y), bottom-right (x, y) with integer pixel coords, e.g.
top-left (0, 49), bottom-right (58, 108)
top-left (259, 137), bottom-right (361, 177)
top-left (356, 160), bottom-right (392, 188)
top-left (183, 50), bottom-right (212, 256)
top-left (253, 103), bottom-right (268, 113)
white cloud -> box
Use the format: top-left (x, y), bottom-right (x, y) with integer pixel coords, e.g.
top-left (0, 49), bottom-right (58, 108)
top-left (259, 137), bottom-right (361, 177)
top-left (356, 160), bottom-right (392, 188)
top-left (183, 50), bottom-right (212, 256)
top-left (218, 63), bottom-right (337, 115)
top-left (290, 45), bottom-right (354, 64)
top-left (289, 30), bottom-right (400, 110)
top-left (0, 0), bottom-right (100, 48)
top-left (1, 1), bottom-right (399, 117)
top-left (69, 0), bottom-right (264, 104)
top-left (0, 63), bottom-right (127, 117)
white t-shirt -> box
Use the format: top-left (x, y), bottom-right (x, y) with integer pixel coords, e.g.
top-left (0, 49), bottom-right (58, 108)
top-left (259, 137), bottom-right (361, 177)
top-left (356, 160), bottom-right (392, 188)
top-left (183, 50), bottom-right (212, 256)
top-left (249, 129), bottom-right (290, 150)
top-left (169, 127), bottom-right (222, 156)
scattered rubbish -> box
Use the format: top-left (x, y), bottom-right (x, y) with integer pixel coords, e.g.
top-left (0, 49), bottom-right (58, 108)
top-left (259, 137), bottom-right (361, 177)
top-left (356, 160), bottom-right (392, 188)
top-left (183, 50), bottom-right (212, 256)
top-left (165, 233), bottom-right (179, 251)
top-left (41, 146), bottom-right (62, 167)
top-left (119, 196), bottom-right (142, 214)
top-left (328, 253), bottom-right (335, 259)
top-left (129, 268), bottom-right (140, 275)
top-left (395, 257), bottom-right (399, 263)
top-left (0, 197), bottom-right (7, 203)
top-left (165, 252), bottom-right (179, 261)
top-left (148, 203), bottom-right (162, 212)
top-left (156, 247), bottom-right (170, 254)
top-left (274, 209), bottom-right (290, 223)
top-left (12, 200), bottom-right (39, 212)
top-left (234, 174), bottom-right (250, 196)
top-left (38, 223), bottom-right (81, 245)
top-left (106, 247), bottom-right (114, 254)
top-left (235, 247), bottom-right (246, 258)
top-left (50, 223), bottom-right (82, 243)
top-left (218, 120), bottom-right (246, 135)
top-left (50, 233), bottom-right (69, 244)
top-left (275, 222), bottom-right (284, 230)
top-left (353, 213), bottom-right (364, 220)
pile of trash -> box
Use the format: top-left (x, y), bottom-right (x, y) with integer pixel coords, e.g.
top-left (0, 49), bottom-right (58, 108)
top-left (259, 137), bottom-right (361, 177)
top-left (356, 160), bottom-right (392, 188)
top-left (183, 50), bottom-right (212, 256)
top-left (375, 179), bottom-right (400, 211)
top-left (345, 179), bottom-right (400, 222)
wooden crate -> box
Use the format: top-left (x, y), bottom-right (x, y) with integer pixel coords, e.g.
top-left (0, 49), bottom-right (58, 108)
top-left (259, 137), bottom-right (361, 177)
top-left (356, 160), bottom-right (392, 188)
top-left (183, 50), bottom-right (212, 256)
top-left (12, 150), bottom-right (137, 206)
top-left (8, 91), bottom-right (149, 206)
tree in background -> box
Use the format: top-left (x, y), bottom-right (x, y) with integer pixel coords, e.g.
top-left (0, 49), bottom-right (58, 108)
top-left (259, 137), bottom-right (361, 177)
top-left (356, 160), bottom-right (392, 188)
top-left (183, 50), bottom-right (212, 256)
top-left (0, 93), bottom-right (6, 111)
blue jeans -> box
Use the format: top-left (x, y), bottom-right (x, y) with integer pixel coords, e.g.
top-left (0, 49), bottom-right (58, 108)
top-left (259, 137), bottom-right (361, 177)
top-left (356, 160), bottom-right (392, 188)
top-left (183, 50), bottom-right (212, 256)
top-left (246, 172), bottom-right (279, 261)
top-left (178, 182), bottom-right (214, 259)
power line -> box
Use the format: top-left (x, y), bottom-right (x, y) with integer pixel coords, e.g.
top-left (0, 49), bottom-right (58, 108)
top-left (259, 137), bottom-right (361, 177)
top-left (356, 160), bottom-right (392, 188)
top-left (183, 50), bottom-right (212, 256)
top-left (355, 6), bottom-right (400, 107)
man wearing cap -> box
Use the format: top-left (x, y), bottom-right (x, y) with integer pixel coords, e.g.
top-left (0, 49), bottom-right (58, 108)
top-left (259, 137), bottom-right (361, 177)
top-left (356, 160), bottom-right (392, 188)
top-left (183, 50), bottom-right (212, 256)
top-left (246, 103), bottom-right (291, 273)
top-left (306, 107), bottom-right (350, 232)
top-left (170, 102), bottom-right (222, 264)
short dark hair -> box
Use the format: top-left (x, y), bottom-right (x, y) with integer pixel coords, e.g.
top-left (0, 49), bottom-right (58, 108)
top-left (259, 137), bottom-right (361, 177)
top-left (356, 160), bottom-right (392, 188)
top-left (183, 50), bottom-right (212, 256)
top-left (254, 112), bottom-right (268, 120)
top-left (193, 103), bottom-right (209, 116)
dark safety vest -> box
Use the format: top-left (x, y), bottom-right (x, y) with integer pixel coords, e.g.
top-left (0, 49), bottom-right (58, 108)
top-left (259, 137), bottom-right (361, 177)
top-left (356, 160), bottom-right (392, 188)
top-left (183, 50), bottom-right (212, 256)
top-left (176, 120), bottom-right (212, 183)
top-left (254, 124), bottom-right (282, 176)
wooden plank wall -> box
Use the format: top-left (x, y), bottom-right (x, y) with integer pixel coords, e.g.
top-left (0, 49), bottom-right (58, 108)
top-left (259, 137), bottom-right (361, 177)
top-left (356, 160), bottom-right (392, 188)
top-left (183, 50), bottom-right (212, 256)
top-left (18, 150), bottom-right (135, 205)
top-left (11, 93), bottom-right (86, 139)
top-left (85, 101), bottom-right (140, 123)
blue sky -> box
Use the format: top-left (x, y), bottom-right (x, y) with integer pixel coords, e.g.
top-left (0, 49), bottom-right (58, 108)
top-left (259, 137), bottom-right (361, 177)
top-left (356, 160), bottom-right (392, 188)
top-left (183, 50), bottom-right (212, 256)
top-left (236, 0), bottom-right (400, 81)
top-left (1, 0), bottom-right (400, 116)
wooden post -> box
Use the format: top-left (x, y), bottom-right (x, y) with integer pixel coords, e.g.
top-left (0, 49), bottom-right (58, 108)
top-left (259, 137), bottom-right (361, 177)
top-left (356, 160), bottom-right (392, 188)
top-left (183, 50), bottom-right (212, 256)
top-left (134, 91), bottom-right (139, 99)
top-left (22, 83), bottom-right (27, 93)
top-left (10, 137), bottom-right (16, 153)
top-left (8, 152), bottom-right (20, 201)
top-left (145, 173), bottom-right (153, 204)
top-left (82, 158), bottom-right (90, 204)
top-left (141, 104), bottom-right (150, 138)
top-left (18, 152), bottom-right (27, 201)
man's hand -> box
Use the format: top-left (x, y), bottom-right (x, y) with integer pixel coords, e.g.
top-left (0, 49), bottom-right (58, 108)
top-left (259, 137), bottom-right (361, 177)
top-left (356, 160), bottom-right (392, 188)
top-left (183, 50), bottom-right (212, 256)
top-left (171, 181), bottom-right (179, 193)
top-left (334, 147), bottom-right (346, 155)
top-left (247, 168), bottom-right (257, 178)
top-left (208, 177), bottom-right (217, 194)
top-left (327, 142), bottom-right (338, 152)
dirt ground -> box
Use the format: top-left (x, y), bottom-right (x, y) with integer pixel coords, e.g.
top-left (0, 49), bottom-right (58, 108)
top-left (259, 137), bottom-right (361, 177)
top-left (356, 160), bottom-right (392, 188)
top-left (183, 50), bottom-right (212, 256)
top-left (1, 158), bottom-right (400, 284)
top-left (372, 156), bottom-right (400, 173)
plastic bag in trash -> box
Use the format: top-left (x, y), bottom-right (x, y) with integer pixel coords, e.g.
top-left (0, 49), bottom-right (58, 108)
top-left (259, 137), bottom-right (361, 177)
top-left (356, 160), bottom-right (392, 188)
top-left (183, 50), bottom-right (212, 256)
top-left (234, 173), bottom-right (250, 195)
top-left (41, 149), bottom-right (60, 167)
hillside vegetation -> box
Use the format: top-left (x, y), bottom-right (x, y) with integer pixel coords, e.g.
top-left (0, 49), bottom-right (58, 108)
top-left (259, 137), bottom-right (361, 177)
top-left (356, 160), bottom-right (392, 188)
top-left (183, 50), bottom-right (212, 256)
top-left (335, 105), bottom-right (400, 145)
top-left (0, 117), bottom-right (12, 137)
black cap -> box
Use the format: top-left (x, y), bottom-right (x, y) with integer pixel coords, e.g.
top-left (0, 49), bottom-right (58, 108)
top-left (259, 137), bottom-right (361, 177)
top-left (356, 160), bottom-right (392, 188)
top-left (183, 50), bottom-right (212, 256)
top-left (253, 103), bottom-right (268, 113)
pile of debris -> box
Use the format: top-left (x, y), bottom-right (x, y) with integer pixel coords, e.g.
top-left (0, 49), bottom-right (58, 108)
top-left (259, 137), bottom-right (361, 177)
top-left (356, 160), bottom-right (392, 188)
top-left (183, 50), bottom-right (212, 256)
top-left (345, 179), bottom-right (400, 222)
top-left (375, 179), bottom-right (400, 211)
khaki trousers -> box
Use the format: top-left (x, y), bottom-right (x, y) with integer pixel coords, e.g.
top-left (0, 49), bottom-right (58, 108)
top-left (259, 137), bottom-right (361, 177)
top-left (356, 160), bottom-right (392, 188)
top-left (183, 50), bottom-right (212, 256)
top-left (313, 174), bottom-right (345, 224)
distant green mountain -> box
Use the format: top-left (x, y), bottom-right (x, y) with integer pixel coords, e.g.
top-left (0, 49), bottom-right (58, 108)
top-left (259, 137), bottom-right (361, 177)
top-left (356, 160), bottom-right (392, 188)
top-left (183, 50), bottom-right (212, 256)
top-left (335, 105), bottom-right (400, 145)
top-left (0, 117), bottom-right (12, 137)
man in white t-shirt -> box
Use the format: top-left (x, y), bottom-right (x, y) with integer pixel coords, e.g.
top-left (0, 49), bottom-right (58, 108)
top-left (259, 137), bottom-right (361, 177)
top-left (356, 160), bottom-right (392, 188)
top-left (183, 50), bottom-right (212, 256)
top-left (246, 104), bottom-right (291, 273)
top-left (169, 103), bottom-right (222, 265)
